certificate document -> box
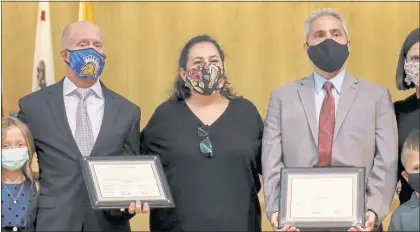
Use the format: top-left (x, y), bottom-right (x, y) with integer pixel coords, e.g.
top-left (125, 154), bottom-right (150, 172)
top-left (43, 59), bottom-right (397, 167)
top-left (93, 163), bottom-right (161, 198)
top-left (81, 156), bottom-right (175, 209)
top-left (289, 176), bottom-right (354, 219)
top-left (278, 167), bottom-right (365, 229)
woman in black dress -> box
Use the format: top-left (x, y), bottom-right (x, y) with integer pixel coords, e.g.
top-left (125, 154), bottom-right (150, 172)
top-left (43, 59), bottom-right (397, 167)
top-left (394, 27), bottom-right (419, 205)
top-left (140, 35), bottom-right (263, 231)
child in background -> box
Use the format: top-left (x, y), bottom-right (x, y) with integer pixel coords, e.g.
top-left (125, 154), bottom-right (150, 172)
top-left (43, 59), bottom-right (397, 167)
top-left (1, 117), bottom-right (39, 232)
top-left (388, 129), bottom-right (420, 232)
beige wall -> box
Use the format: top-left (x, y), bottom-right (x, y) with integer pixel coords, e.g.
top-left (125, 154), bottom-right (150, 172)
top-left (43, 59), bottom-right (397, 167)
top-left (2, 2), bottom-right (419, 231)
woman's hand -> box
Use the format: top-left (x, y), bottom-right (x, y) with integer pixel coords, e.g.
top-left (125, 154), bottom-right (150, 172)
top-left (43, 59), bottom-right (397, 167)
top-left (120, 200), bottom-right (150, 215)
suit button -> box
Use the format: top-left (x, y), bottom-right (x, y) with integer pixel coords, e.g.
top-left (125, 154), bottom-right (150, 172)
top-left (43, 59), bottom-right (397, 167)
top-left (80, 196), bottom-right (84, 202)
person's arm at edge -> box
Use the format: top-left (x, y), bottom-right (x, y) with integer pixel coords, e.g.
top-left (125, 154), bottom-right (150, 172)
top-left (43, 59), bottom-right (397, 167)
top-left (365, 88), bottom-right (399, 226)
top-left (262, 90), bottom-right (284, 227)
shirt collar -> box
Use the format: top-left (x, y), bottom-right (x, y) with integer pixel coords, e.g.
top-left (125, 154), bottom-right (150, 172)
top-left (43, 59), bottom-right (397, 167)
top-left (63, 77), bottom-right (103, 99)
top-left (314, 69), bottom-right (346, 94)
top-left (408, 192), bottom-right (420, 208)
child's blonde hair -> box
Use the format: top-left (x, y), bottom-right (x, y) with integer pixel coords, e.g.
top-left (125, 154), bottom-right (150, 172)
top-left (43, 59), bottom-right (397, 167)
top-left (401, 129), bottom-right (420, 169)
top-left (1, 116), bottom-right (39, 191)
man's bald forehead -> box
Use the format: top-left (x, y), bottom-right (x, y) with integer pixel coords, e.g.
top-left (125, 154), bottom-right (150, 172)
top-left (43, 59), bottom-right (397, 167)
top-left (61, 20), bottom-right (103, 48)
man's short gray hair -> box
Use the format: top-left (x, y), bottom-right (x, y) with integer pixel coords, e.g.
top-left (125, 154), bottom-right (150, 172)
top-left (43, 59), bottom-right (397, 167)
top-left (304, 8), bottom-right (349, 42)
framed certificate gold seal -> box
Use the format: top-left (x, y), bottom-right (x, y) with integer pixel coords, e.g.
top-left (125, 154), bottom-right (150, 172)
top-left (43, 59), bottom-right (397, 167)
top-left (81, 155), bottom-right (175, 209)
top-left (278, 167), bottom-right (366, 230)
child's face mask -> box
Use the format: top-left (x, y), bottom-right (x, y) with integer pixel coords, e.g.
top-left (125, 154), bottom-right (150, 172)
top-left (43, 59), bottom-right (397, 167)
top-left (406, 172), bottom-right (420, 193)
top-left (1, 148), bottom-right (29, 171)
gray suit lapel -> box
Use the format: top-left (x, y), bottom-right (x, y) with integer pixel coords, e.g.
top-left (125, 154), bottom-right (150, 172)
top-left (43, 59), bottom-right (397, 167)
top-left (297, 76), bottom-right (318, 145)
top-left (46, 78), bottom-right (80, 158)
top-left (90, 82), bottom-right (119, 156)
top-left (334, 73), bottom-right (359, 140)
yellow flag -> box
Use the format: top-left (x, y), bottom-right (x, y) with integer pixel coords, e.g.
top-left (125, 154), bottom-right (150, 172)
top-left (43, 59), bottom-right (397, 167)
top-left (78, 2), bottom-right (94, 22)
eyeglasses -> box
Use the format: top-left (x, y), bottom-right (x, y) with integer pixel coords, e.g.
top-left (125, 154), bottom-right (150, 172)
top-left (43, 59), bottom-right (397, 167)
top-left (198, 125), bottom-right (213, 157)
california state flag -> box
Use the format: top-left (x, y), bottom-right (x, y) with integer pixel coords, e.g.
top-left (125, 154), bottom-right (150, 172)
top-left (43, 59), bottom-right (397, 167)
top-left (32, 2), bottom-right (55, 92)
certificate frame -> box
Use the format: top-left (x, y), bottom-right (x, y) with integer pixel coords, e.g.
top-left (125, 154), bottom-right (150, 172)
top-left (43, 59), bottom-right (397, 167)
top-left (81, 155), bottom-right (175, 209)
top-left (278, 167), bottom-right (366, 230)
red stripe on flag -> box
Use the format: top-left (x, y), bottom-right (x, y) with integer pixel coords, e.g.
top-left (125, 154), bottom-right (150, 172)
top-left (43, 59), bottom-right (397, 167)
top-left (41, 10), bottom-right (45, 21)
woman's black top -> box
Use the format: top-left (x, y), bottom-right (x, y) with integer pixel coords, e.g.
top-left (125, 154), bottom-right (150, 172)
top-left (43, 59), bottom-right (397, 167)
top-left (141, 98), bottom-right (263, 232)
top-left (394, 93), bottom-right (420, 204)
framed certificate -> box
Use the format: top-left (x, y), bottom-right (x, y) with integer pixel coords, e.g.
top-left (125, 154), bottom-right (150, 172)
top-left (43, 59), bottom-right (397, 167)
top-left (278, 167), bottom-right (366, 230)
top-left (81, 155), bottom-right (175, 209)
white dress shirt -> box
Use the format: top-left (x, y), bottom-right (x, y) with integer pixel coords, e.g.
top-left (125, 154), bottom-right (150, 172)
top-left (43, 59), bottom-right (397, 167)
top-left (314, 69), bottom-right (346, 129)
top-left (63, 77), bottom-right (104, 142)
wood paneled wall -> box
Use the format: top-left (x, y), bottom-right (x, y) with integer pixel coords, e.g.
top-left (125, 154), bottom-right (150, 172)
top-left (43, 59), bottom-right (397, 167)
top-left (2, 2), bottom-right (419, 231)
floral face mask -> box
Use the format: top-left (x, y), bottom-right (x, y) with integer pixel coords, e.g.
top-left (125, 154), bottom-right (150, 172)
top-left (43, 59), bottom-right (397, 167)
top-left (404, 60), bottom-right (419, 87)
top-left (184, 62), bottom-right (225, 96)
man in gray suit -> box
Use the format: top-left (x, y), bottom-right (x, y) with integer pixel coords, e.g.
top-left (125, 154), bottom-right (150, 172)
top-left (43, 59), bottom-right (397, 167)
top-left (262, 9), bottom-right (398, 232)
top-left (18, 21), bottom-right (148, 231)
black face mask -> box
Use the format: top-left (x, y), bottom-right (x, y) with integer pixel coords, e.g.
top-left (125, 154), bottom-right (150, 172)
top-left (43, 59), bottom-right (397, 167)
top-left (407, 172), bottom-right (420, 193)
top-left (307, 39), bottom-right (349, 73)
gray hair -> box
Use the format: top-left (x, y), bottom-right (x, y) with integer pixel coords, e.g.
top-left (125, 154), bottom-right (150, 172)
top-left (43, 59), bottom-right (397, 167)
top-left (401, 129), bottom-right (420, 168)
top-left (304, 8), bottom-right (349, 42)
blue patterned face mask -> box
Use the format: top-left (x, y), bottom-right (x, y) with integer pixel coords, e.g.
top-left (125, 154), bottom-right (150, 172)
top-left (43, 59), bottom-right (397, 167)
top-left (66, 48), bottom-right (105, 80)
